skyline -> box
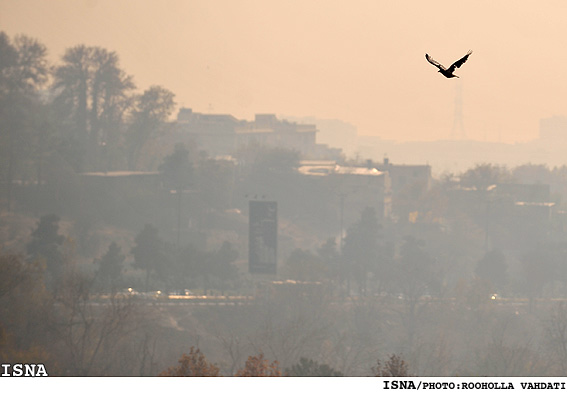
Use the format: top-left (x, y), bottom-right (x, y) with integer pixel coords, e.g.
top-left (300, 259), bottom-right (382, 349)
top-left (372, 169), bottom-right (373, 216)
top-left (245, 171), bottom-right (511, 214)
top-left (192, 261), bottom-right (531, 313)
top-left (2, 0), bottom-right (567, 144)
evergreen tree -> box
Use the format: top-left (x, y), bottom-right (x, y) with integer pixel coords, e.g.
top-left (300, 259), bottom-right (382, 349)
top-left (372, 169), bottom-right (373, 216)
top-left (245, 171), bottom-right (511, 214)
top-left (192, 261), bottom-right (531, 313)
top-left (94, 242), bottom-right (125, 292)
top-left (159, 142), bottom-right (193, 191)
top-left (26, 214), bottom-right (64, 282)
top-left (342, 207), bottom-right (382, 295)
top-left (131, 224), bottom-right (169, 291)
top-left (475, 249), bottom-right (507, 292)
top-left (53, 45), bottom-right (134, 170)
top-left (127, 85), bottom-right (175, 170)
top-left (0, 32), bottom-right (49, 210)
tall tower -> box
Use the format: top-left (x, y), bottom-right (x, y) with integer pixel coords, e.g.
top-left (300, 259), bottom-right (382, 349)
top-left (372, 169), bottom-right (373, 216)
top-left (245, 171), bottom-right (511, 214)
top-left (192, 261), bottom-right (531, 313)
top-left (452, 82), bottom-right (465, 139)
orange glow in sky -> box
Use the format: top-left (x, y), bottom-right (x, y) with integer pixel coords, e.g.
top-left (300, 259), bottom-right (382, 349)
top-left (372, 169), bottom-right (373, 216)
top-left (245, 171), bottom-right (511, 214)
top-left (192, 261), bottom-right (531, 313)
top-left (2, 0), bottom-right (567, 143)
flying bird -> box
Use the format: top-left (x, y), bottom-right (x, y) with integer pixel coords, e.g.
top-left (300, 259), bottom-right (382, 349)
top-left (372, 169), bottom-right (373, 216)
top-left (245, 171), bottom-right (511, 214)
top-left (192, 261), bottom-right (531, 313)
top-left (425, 50), bottom-right (472, 78)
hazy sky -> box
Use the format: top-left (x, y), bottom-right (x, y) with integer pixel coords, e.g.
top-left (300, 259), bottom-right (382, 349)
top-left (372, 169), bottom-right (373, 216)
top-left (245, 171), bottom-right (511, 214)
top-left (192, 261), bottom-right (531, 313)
top-left (2, 0), bottom-right (567, 143)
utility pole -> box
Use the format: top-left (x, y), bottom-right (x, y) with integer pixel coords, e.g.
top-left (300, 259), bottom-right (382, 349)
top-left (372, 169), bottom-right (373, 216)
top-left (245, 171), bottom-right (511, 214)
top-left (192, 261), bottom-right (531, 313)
top-left (338, 192), bottom-right (350, 297)
top-left (172, 188), bottom-right (194, 250)
top-left (339, 193), bottom-right (346, 253)
top-left (177, 188), bottom-right (182, 249)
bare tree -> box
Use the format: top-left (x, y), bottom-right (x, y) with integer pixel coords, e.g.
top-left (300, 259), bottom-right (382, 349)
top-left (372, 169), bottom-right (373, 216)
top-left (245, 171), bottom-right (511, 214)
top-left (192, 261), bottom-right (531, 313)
top-left (373, 354), bottom-right (413, 377)
top-left (216, 333), bottom-right (245, 376)
top-left (52, 271), bottom-right (140, 375)
top-left (544, 302), bottom-right (567, 374)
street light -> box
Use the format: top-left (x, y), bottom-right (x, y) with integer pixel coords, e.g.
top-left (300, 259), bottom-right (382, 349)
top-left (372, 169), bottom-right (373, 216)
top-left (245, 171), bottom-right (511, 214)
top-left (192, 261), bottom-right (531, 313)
top-left (170, 188), bottom-right (196, 249)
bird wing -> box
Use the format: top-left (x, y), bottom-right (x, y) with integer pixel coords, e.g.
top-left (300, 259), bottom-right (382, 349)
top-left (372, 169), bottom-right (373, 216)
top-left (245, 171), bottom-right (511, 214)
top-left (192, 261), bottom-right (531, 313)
top-left (447, 50), bottom-right (472, 73)
top-left (425, 53), bottom-right (446, 71)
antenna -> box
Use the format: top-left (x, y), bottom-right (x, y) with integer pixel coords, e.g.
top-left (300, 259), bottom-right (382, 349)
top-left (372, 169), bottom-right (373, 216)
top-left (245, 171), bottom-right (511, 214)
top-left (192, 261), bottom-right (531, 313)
top-left (452, 82), bottom-right (465, 139)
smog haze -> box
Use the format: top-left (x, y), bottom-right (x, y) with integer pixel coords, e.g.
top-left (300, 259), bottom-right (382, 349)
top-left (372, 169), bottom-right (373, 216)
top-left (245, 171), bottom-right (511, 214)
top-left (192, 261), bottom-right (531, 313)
top-left (3, 0), bottom-right (567, 143)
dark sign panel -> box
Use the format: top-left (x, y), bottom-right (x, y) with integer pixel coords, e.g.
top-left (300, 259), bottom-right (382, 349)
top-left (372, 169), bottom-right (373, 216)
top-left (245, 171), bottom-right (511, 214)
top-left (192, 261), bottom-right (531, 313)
top-left (249, 200), bottom-right (277, 274)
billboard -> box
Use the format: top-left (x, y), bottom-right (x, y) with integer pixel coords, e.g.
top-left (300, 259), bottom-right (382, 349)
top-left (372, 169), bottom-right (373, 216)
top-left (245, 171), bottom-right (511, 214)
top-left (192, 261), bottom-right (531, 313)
top-left (249, 200), bottom-right (277, 274)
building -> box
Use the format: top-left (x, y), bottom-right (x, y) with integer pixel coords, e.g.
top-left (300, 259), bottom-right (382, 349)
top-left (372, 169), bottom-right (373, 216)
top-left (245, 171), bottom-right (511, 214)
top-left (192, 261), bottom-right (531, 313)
top-left (298, 160), bottom-right (392, 224)
top-left (377, 157), bottom-right (432, 195)
top-left (493, 183), bottom-right (550, 203)
top-left (80, 171), bottom-right (161, 197)
top-left (175, 108), bottom-right (244, 154)
top-left (175, 108), bottom-right (338, 159)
